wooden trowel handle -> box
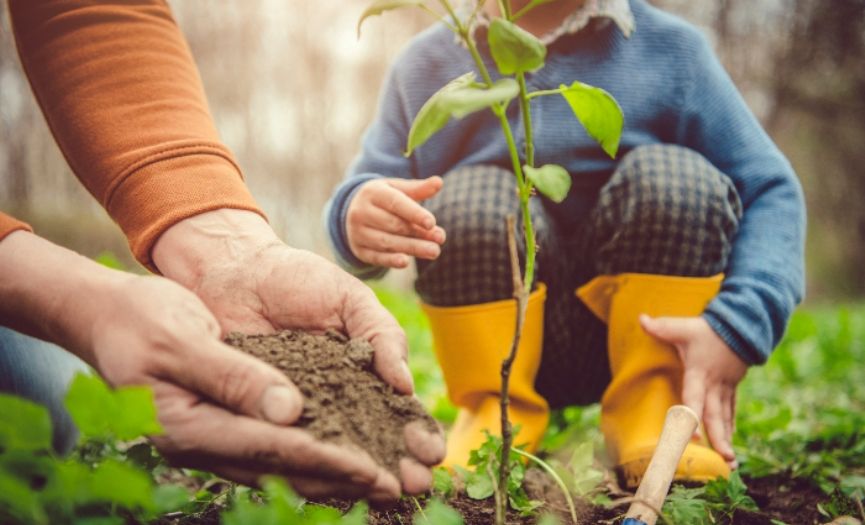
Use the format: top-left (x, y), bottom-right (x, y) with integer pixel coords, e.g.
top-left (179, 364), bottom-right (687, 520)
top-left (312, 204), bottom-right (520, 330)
top-left (623, 405), bottom-right (700, 525)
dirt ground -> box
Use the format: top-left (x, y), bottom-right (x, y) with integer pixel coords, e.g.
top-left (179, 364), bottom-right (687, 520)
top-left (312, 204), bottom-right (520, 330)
top-left (159, 471), bottom-right (837, 524)
top-left (167, 330), bottom-right (846, 525)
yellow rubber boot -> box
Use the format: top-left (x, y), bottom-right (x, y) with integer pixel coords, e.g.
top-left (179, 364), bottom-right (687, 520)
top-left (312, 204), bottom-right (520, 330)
top-left (577, 274), bottom-right (730, 488)
top-left (421, 285), bottom-right (549, 468)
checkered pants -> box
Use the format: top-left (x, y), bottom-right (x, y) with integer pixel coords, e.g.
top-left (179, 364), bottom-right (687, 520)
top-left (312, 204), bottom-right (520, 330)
top-left (415, 145), bottom-right (743, 408)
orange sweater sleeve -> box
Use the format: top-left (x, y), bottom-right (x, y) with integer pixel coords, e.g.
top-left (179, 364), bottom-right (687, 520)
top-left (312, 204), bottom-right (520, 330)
top-left (9, 0), bottom-right (265, 271)
top-left (0, 212), bottom-right (33, 242)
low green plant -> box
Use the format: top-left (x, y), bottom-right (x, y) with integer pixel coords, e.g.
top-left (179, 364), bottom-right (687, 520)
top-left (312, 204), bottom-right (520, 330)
top-left (431, 466), bottom-right (456, 499)
top-left (661, 472), bottom-right (758, 525)
top-left (454, 431), bottom-right (541, 516)
top-left (735, 307), bottom-right (865, 498)
top-left (0, 373), bottom-right (188, 524)
top-left (221, 477), bottom-right (367, 525)
top-left (412, 498), bottom-right (464, 525)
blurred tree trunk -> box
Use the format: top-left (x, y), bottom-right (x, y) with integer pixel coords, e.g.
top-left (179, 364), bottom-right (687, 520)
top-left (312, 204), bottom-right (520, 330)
top-left (768, 0), bottom-right (865, 297)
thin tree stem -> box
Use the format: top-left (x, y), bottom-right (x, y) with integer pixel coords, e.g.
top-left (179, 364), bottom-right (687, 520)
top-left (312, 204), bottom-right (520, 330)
top-left (439, 5), bottom-right (537, 524)
top-left (499, 215), bottom-right (528, 524)
top-left (517, 73), bottom-right (535, 168)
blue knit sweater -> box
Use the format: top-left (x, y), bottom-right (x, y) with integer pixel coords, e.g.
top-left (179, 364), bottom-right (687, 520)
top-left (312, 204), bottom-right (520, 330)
top-left (324, 0), bottom-right (805, 365)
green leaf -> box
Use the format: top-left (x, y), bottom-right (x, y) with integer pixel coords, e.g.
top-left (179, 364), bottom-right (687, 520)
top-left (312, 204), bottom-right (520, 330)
top-left (565, 442), bottom-right (604, 495)
top-left (86, 459), bottom-right (155, 511)
top-left (432, 466), bottom-right (455, 498)
top-left (524, 164), bottom-right (571, 203)
top-left (414, 499), bottom-right (463, 525)
top-left (304, 505), bottom-right (344, 521)
top-left (358, 0), bottom-right (426, 37)
top-left (0, 394), bottom-right (53, 452)
top-left (64, 373), bottom-right (162, 441)
top-left (662, 485), bottom-right (711, 525)
top-left (0, 467), bottom-right (47, 523)
top-left (64, 373), bottom-right (115, 440)
top-left (112, 388), bottom-right (162, 439)
top-left (487, 18), bottom-right (546, 75)
top-left (465, 470), bottom-right (494, 500)
top-left (406, 73), bottom-right (519, 156)
top-left (152, 484), bottom-right (190, 514)
top-left (260, 477), bottom-right (301, 521)
top-left (342, 500), bottom-right (369, 525)
top-left (558, 81), bottom-right (623, 158)
top-left (508, 488), bottom-right (542, 515)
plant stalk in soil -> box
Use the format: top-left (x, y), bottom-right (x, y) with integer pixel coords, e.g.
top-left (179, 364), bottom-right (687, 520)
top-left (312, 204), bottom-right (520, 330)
top-left (358, 1), bottom-right (623, 523)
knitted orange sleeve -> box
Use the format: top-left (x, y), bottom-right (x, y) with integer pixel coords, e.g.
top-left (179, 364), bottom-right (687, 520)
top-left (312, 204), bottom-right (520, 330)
top-left (0, 212), bottom-right (32, 242)
top-left (9, 0), bottom-right (265, 271)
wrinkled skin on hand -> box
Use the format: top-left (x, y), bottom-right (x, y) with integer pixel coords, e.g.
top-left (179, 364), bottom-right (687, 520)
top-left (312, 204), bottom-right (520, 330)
top-left (152, 209), bottom-right (445, 500)
top-left (87, 275), bottom-right (412, 502)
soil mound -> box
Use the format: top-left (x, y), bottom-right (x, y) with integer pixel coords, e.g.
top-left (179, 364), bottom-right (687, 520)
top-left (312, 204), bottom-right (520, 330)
top-left (225, 330), bottom-right (438, 475)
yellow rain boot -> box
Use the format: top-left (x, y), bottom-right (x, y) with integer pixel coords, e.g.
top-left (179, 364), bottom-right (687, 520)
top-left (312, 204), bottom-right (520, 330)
top-left (577, 274), bottom-right (730, 488)
top-left (421, 285), bottom-right (549, 468)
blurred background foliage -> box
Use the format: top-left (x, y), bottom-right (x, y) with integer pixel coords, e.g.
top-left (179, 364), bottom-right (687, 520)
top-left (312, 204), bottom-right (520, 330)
top-left (1, 0), bottom-right (863, 300)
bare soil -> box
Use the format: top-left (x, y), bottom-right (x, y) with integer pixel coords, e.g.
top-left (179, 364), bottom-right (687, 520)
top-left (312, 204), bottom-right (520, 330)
top-left (224, 330), bottom-right (439, 476)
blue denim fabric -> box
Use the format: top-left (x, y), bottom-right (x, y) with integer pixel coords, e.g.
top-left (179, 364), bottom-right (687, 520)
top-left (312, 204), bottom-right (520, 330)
top-left (0, 327), bottom-right (90, 454)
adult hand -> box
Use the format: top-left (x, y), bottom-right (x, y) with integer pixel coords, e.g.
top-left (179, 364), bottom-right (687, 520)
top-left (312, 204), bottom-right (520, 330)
top-left (0, 231), bottom-right (407, 502)
top-left (88, 276), bottom-right (410, 502)
top-left (345, 176), bottom-right (446, 268)
top-left (152, 209), bottom-right (445, 495)
top-left (639, 314), bottom-right (748, 469)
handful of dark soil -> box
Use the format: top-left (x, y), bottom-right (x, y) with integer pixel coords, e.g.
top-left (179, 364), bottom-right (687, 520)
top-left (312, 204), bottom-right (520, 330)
top-left (225, 330), bottom-right (438, 475)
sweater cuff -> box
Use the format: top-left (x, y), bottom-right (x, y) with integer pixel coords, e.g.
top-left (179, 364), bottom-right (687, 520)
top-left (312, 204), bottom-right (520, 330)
top-left (104, 152), bottom-right (264, 273)
top-left (702, 299), bottom-right (768, 366)
top-left (324, 173), bottom-right (389, 279)
top-left (0, 213), bottom-right (33, 242)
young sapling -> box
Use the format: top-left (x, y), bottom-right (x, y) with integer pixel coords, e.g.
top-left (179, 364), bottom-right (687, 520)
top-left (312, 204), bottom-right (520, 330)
top-left (359, 1), bottom-right (624, 522)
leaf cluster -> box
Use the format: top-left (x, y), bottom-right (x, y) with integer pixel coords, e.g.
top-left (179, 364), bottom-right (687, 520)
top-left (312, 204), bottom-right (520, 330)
top-left (412, 498), bottom-right (464, 525)
top-left (735, 307), bottom-right (865, 498)
top-left (222, 477), bottom-right (367, 525)
top-left (0, 373), bottom-right (188, 525)
top-left (455, 431), bottom-right (541, 515)
top-left (662, 472), bottom-right (758, 525)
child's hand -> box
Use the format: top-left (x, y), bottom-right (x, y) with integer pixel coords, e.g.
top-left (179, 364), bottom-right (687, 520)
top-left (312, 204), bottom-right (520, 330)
top-left (639, 314), bottom-right (748, 469)
top-left (346, 176), bottom-right (446, 268)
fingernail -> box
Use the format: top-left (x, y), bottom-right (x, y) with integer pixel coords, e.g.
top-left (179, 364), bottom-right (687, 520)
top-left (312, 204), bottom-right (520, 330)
top-left (261, 385), bottom-right (302, 425)
top-left (422, 218), bottom-right (434, 229)
top-left (401, 361), bottom-right (415, 392)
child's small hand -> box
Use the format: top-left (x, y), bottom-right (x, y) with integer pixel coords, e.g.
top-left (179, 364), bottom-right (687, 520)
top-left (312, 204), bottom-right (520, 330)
top-left (346, 176), bottom-right (446, 268)
top-left (639, 314), bottom-right (748, 469)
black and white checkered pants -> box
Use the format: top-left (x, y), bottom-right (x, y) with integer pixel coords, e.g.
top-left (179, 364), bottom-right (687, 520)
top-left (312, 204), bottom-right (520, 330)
top-left (415, 145), bottom-right (743, 408)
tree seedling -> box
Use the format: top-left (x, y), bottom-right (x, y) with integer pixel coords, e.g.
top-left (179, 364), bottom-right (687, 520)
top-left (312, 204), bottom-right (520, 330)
top-left (358, 1), bottom-right (623, 523)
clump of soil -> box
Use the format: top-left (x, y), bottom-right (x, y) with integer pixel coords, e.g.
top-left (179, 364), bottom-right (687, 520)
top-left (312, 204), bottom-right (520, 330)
top-left (225, 330), bottom-right (438, 476)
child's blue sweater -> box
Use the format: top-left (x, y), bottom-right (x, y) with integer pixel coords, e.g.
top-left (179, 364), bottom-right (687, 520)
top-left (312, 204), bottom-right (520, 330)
top-left (325, 0), bottom-right (805, 365)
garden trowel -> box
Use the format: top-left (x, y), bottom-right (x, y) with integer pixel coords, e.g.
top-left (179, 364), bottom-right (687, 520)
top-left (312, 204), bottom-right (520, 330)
top-left (622, 405), bottom-right (700, 525)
